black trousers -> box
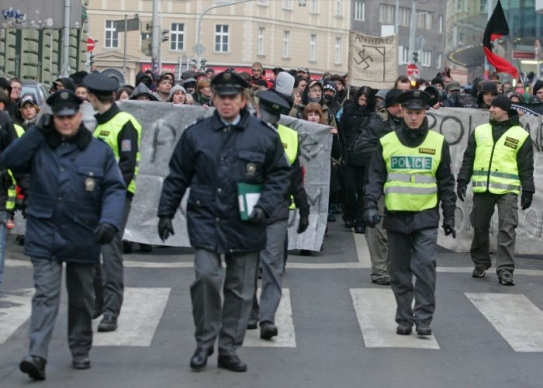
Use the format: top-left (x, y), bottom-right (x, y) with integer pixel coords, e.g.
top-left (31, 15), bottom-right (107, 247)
top-left (342, 164), bottom-right (366, 223)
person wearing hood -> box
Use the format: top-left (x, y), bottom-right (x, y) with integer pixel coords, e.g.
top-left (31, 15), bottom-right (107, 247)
top-left (169, 84), bottom-right (188, 105)
top-left (130, 83), bottom-right (158, 101)
top-left (292, 79), bottom-right (337, 128)
top-left (330, 74), bottom-right (348, 106)
top-left (532, 79), bottom-right (543, 101)
top-left (182, 78), bottom-right (197, 96)
top-left (53, 77), bottom-right (75, 92)
top-left (323, 81), bottom-right (341, 117)
top-left (457, 95), bottom-right (534, 286)
top-left (364, 90), bottom-right (456, 337)
top-left (477, 81), bottom-right (498, 109)
top-left (135, 71), bottom-right (154, 91)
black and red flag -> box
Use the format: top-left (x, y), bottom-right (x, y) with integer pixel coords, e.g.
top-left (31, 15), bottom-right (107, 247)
top-left (482, 0), bottom-right (519, 79)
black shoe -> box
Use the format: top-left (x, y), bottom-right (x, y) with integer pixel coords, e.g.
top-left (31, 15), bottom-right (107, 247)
top-left (372, 275), bottom-right (391, 286)
top-left (20, 355), bottom-right (46, 381)
top-left (98, 315), bottom-right (118, 332)
top-left (300, 249), bottom-right (312, 256)
top-left (190, 347), bottom-right (213, 370)
top-left (472, 266), bottom-right (489, 278)
top-left (92, 299), bottom-right (104, 320)
top-left (354, 224), bottom-right (366, 234)
top-left (499, 272), bottom-right (515, 286)
top-left (416, 321), bottom-right (432, 336)
top-left (72, 355), bottom-right (91, 370)
top-left (247, 318), bottom-right (258, 330)
top-left (218, 355), bottom-right (247, 372)
top-left (396, 321), bottom-right (412, 335)
top-left (260, 322), bottom-right (278, 340)
top-left (344, 220), bottom-right (354, 229)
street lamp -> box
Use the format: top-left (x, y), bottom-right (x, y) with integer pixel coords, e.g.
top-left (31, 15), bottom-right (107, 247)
top-left (195, 0), bottom-right (255, 71)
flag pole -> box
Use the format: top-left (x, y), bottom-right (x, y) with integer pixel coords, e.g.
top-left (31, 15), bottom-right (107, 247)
top-left (484, 0), bottom-right (494, 80)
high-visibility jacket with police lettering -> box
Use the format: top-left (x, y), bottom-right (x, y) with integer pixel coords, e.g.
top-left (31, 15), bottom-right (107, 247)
top-left (94, 111), bottom-right (141, 195)
top-left (277, 124), bottom-right (299, 209)
top-left (471, 123), bottom-right (528, 195)
top-left (380, 130), bottom-right (444, 212)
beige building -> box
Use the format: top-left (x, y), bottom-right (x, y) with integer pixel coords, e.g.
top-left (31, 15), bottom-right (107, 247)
top-left (87, 0), bottom-right (351, 84)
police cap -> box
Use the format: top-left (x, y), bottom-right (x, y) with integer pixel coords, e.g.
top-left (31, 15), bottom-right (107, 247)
top-left (395, 90), bottom-right (431, 110)
top-left (46, 90), bottom-right (83, 116)
top-left (257, 90), bottom-right (291, 115)
top-left (82, 72), bottom-right (119, 95)
top-left (210, 70), bottom-right (249, 96)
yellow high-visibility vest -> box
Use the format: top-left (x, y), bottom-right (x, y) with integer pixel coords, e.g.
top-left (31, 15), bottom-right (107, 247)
top-left (277, 124), bottom-right (299, 209)
top-left (472, 123), bottom-right (528, 195)
top-left (381, 130), bottom-right (444, 211)
top-left (94, 111), bottom-right (141, 195)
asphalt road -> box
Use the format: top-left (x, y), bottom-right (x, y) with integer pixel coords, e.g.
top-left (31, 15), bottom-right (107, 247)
top-left (1, 222), bottom-right (543, 388)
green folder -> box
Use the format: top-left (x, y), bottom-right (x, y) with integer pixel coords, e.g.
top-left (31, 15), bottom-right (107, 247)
top-left (238, 182), bottom-right (263, 220)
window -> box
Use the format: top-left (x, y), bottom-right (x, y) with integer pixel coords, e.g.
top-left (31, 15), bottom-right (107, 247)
top-left (257, 0), bottom-right (268, 4)
top-left (354, 0), bottom-right (365, 21)
top-left (399, 7), bottom-right (411, 27)
top-left (399, 45), bottom-right (409, 64)
top-left (379, 4), bottom-right (394, 24)
top-left (480, 0), bottom-right (488, 13)
top-left (456, 0), bottom-right (463, 12)
top-left (436, 53), bottom-right (442, 69)
top-left (215, 24), bottom-right (229, 53)
top-left (105, 20), bottom-right (118, 48)
top-left (170, 23), bottom-right (184, 51)
top-left (283, 0), bottom-right (292, 9)
top-left (282, 31), bottom-right (290, 58)
top-left (309, 34), bottom-right (316, 61)
top-left (439, 15), bottom-right (443, 34)
top-left (257, 27), bottom-right (265, 56)
top-left (334, 0), bottom-right (342, 17)
top-left (417, 13), bottom-right (432, 30)
top-left (335, 37), bottom-right (341, 64)
top-left (421, 50), bottom-right (431, 67)
top-left (309, 0), bottom-right (318, 13)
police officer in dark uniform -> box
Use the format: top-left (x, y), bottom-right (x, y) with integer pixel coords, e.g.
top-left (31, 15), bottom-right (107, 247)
top-left (363, 90), bottom-right (456, 337)
top-left (83, 72), bottom-right (141, 332)
top-left (1, 90), bottom-right (126, 380)
top-left (157, 71), bottom-right (291, 372)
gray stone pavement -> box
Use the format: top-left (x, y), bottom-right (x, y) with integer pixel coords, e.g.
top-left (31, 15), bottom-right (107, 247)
top-left (1, 223), bottom-right (543, 388)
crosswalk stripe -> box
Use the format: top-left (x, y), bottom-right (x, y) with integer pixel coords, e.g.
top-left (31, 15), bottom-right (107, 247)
top-left (352, 232), bottom-right (371, 268)
top-left (466, 293), bottom-right (543, 352)
top-left (0, 289), bottom-right (33, 345)
top-left (244, 288), bottom-right (296, 347)
top-left (93, 287), bottom-right (171, 347)
top-left (350, 288), bottom-right (440, 349)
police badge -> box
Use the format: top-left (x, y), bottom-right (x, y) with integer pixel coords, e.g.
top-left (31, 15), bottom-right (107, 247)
top-left (85, 177), bottom-right (96, 191)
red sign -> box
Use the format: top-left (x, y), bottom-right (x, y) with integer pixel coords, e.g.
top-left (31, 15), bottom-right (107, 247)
top-left (141, 63), bottom-right (177, 73)
top-left (512, 51), bottom-right (535, 59)
top-left (86, 37), bottom-right (95, 52)
top-left (406, 63), bottom-right (419, 77)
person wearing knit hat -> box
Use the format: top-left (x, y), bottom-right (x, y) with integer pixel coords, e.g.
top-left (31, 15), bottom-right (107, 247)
top-left (532, 79), bottom-right (543, 101)
top-left (457, 91), bottom-right (534, 286)
top-left (477, 81), bottom-right (498, 109)
top-left (251, 61), bottom-right (266, 84)
top-left (323, 81), bottom-right (341, 116)
top-left (431, 77), bottom-right (444, 91)
top-left (168, 84), bottom-right (188, 105)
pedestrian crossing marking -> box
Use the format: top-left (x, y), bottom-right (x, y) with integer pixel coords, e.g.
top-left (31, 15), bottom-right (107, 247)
top-left (350, 288), bottom-right (440, 349)
top-left (352, 232), bottom-right (371, 268)
top-left (466, 293), bottom-right (543, 352)
top-left (0, 289), bottom-right (33, 345)
top-left (93, 287), bottom-right (171, 347)
top-left (244, 288), bottom-right (296, 347)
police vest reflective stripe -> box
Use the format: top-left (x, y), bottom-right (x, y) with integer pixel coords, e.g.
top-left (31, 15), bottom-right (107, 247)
top-left (93, 111), bottom-right (142, 194)
top-left (6, 125), bottom-right (25, 211)
top-left (471, 123), bottom-right (528, 195)
top-left (380, 130), bottom-right (444, 211)
top-left (277, 124), bottom-right (298, 209)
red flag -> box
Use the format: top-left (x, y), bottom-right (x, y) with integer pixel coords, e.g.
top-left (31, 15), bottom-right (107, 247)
top-left (482, 0), bottom-right (519, 79)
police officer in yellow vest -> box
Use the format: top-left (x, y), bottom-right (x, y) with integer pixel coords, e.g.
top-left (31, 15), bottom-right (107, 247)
top-left (364, 90), bottom-right (457, 337)
top-left (248, 86), bottom-right (310, 340)
top-left (457, 95), bottom-right (534, 286)
top-left (83, 73), bottom-right (141, 331)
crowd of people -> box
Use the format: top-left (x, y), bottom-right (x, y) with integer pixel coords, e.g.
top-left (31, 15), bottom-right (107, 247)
top-left (0, 62), bottom-right (536, 380)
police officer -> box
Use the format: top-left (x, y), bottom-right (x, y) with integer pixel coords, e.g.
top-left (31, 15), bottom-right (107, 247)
top-left (363, 90), bottom-right (456, 336)
top-left (457, 95), bottom-right (534, 285)
top-left (83, 73), bottom-right (141, 332)
top-left (248, 86), bottom-right (310, 340)
top-left (0, 90), bottom-right (125, 380)
top-left (157, 71), bottom-right (291, 372)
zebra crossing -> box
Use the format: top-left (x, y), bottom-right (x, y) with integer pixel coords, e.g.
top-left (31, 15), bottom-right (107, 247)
top-left (2, 286), bottom-right (543, 353)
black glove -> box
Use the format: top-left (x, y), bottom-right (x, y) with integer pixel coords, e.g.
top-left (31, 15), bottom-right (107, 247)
top-left (248, 206), bottom-right (266, 224)
top-left (94, 223), bottom-right (117, 244)
top-left (362, 207), bottom-right (381, 228)
top-left (442, 217), bottom-right (456, 239)
top-left (297, 214), bottom-right (309, 234)
top-left (158, 217), bottom-right (174, 241)
top-left (457, 186), bottom-right (466, 202)
top-left (521, 192), bottom-right (533, 210)
top-left (36, 114), bottom-right (54, 136)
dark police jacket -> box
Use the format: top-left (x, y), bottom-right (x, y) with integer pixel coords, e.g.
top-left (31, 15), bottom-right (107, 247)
top-left (364, 118), bottom-right (457, 234)
top-left (158, 108), bottom-right (291, 254)
top-left (1, 125), bottom-right (126, 264)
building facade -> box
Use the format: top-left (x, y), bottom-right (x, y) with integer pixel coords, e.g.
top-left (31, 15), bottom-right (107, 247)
top-left (88, 0), bottom-right (352, 84)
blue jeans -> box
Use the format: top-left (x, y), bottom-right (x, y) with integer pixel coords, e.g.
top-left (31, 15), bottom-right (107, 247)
top-left (0, 210), bottom-right (7, 285)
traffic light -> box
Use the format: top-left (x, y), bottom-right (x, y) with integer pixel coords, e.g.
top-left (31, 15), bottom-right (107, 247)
top-left (412, 51), bottom-right (418, 64)
top-left (161, 29), bottom-right (169, 42)
top-left (89, 52), bottom-right (95, 64)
